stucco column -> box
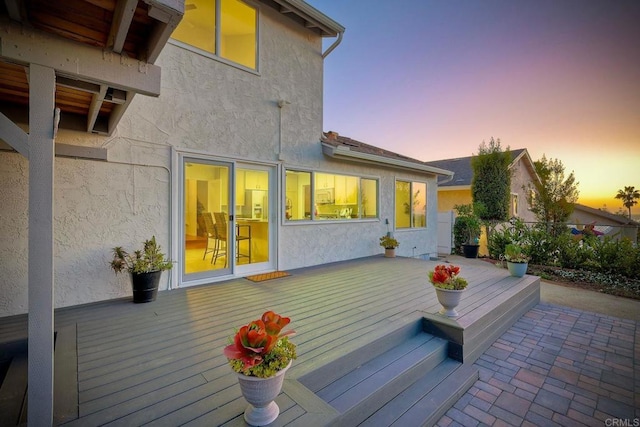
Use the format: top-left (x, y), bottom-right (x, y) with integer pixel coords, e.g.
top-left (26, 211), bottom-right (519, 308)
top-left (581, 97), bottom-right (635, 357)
top-left (28, 63), bottom-right (56, 425)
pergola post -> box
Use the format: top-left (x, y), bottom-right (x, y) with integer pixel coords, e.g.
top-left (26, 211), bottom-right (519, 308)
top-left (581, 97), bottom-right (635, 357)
top-left (27, 63), bottom-right (56, 425)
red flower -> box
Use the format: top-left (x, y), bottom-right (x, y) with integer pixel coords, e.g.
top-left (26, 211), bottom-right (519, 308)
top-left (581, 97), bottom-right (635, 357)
top-left (428, 264), bottom-right (468, 290)
top-left (223, 311), bottom-right (295, 370)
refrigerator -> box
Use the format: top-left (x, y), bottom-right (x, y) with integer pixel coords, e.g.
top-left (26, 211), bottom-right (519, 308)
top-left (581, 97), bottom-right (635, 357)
top-left (245, 190), bottom-right (267, 219)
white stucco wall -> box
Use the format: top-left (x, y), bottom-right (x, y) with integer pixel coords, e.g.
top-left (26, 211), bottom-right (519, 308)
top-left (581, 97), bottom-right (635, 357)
top-left (0, 6), bottom-right (439, 316)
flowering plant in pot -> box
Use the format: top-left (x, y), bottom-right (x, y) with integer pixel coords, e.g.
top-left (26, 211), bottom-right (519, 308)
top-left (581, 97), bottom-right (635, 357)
top-left (428, 264), bottom-right (468, 317)
top-left (110, 236), bottom-right (173, 303)
top-left (223, 311), bottom-right (297, 426)
top-left (379, 235), bottom-right (399, 258)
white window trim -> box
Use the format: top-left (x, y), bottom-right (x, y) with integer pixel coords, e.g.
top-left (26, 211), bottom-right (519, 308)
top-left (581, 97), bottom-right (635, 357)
top-left (168, 0), bottom-right (260, 74)
top-left (395, 178), bottom-right (428, 230)
top-left (283, 168), bottom-right (380, 224)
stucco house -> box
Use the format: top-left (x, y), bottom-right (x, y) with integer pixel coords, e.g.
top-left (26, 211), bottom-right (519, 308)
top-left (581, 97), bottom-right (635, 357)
top-left (1, 1), bottom-right (457, 420)
top-left (425, 149), bottom-right (541, 255)
top-left (0, 1), bottom-right (455, 316)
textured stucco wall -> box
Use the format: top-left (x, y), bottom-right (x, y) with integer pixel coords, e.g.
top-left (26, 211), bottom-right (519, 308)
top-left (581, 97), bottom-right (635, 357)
top-left (0, 6), bottom-right (439, 316)
top-left (509, 158), bottom-right (537, 223)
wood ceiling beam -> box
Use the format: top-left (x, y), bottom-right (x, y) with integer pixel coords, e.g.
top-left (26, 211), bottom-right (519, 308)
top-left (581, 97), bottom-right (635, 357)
top-left (108, 0), bottom-right (138, 53)
top-left (87, 85), bottom-right (107, 133)
top-left (0, 17), bottom-right (161, 96)
top-left (145, 0), bottom-right (185, 63)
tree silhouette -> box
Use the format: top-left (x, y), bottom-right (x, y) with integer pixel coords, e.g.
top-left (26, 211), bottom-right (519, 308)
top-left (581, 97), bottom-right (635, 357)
top-left (615, 186), bottom-right (640, 219)
top-left (526, 156), bottom-right (579, 236)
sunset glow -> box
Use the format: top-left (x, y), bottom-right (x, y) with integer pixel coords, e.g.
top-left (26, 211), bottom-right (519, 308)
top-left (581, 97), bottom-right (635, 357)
top-left (308, 0), bottom-right (640, 216)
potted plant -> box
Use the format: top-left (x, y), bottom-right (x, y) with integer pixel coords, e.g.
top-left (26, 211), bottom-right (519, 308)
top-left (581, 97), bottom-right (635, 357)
top-left (453, 204), bottom-right (482, 258)
top-left (380, 235), bottom-right (399, 258)
top-left (223, 311), bottom-right (297, 426)
top-left (503, 242), bottom-right (530, 277)
top-left (110, 236), bottom-right (173, 303)
top-left (428, 264), bottom-right (468, 317)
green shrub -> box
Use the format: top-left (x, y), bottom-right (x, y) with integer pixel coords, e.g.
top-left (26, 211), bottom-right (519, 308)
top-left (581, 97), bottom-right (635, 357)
top-left (593, 237), bottom-right (639, 279)
top-left (488, 220), bottom-right (639, 281)
top-left (487, 218), bottom-right (527, 259)
top-left (555, 233), bottom-right (593, 269)
top-left (523, 226), bottom-right (557, 265)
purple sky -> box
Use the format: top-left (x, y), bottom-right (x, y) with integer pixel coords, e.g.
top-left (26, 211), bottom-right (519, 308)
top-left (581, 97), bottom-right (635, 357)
top-left (306, 0), bottom-right (640, 214)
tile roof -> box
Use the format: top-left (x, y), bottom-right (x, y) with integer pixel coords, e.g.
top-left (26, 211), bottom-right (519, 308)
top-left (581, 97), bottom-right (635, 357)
top-left (425, 149), bottom-right (527, 187)
top-left (321, 131), bottom-right (454, 178)
top-left (322, 131), bottom-right (429, 166)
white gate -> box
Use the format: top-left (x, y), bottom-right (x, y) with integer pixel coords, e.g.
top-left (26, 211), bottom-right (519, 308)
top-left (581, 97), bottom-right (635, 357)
top-left (437, 210), bottom-right (454, 255)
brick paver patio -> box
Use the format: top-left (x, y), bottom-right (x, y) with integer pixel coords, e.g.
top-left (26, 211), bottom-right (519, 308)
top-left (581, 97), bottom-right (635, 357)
top-left (437, 303), bottom-right (639, 427)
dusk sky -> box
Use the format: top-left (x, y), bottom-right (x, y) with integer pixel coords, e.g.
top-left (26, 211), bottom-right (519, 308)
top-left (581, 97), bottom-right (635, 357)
top-left (306, 0), bottom-right (640, 216)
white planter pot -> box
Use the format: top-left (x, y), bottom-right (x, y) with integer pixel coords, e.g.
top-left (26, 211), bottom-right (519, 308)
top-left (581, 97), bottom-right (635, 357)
top-left (434, 287), bottom-right (465, 317)
top-left (235, 361), bottom-right (292, 426)
top-left (507, 261), bottom-right (528, 278)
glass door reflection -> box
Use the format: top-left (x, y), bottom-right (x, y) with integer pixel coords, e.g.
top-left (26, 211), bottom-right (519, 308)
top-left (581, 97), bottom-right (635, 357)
top-left (183, 160), bottom-right (232, 279)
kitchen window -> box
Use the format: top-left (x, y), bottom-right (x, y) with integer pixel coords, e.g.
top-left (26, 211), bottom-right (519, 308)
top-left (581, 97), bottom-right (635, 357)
top-left (395, 180), bottom-right (427, 229)
top-left (171, 0), bottom-right (258, 70)
top-left (285, 170), bottom-right (378, 221)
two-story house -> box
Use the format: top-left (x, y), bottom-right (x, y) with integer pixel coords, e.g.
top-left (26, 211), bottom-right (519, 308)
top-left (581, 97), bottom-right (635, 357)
top-left (1, 0), bottom-right (453, 320)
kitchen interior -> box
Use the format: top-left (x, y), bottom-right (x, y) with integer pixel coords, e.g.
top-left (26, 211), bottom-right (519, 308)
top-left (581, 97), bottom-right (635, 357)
top-left (184, 163), bottom-right (270, 274)
top-left (285, 171), bottom-right (377, 220)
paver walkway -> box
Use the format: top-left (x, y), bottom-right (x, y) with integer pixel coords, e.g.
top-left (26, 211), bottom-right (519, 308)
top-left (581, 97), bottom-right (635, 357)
top-left (436, 303), bottom-right (639, 427)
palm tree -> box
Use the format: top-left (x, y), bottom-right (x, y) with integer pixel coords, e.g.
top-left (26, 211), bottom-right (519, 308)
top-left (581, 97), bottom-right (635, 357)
top-left (615, 186), bottom-right (640, 219)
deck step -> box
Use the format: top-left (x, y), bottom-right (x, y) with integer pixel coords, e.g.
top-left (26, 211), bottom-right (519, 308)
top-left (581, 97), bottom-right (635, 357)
top-left (361, 360), bottom-right (479, 427)
top-left (310, 331), bottom-right (449, 425)
top-left (321, 332), bottom-right (447, 412)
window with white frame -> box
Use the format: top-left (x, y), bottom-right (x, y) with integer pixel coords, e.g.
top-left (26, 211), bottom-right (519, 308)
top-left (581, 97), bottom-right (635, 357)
top-left (395, 180), bottom-right (427, 229)
top-left (511, 193), bottom-right (519, 217)
top-left (171, 0), bottom-right (257, 70)
top-left (284, 170), bottom-right (378, 221)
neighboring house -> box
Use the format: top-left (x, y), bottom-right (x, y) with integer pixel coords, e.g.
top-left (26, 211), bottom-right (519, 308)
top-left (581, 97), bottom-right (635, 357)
top-left (425, 149), bottom-right (541, 255)
top-left (570, 204), bottom-right (639, 244)
top-left (0, 0), bottom-right (454, 321)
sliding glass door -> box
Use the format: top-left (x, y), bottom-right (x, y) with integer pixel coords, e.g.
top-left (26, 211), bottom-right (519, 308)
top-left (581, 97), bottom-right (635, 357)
top-left (182, 158), bottom-right (233, 281)
top-left (180, 156), bottom-right (275, 283)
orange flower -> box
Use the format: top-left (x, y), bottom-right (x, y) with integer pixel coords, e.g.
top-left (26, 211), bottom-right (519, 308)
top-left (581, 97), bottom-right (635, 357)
top-left (224, 311), bottom-right (295, 370)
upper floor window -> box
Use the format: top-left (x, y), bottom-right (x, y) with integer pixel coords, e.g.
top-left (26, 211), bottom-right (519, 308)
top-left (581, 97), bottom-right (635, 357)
top-left (172, 0), bottom-right (257, 70)
top-left (395, 180), bottom-right (427, 229)
top-left (285, 170), bottom-right (378, 221)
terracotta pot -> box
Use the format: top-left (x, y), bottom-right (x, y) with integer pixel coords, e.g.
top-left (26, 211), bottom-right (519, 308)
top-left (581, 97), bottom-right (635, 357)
top-left (384, 248), bottom-right (396, 258)
top-left (434, 287), bottom-right (465, 317)
top-left (236, 361), bottom-right (292, 426)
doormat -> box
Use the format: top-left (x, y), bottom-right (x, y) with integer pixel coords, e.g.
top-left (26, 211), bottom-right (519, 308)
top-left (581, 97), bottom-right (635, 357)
top-left (246, 271), bottom-right (290, 283)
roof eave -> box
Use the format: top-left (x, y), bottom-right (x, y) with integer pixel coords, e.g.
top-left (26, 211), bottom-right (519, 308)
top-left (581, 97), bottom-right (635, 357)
top-left (322, 142), bottom-right (455, 178)
top-left (266, 0), bottom-right (345, 37)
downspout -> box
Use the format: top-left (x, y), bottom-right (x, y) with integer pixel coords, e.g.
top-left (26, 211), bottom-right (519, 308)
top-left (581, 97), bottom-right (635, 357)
top-left (322, 30), bottom-right (343, 58)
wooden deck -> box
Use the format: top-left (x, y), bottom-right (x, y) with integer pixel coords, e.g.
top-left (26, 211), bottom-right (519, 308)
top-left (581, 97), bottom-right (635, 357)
top-left (0, 255), bottom-right (539, 426)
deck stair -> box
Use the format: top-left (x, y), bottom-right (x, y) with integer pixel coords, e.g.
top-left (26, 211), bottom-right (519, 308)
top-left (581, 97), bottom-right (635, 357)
top-left (298, 319), bottom-right (478, 426)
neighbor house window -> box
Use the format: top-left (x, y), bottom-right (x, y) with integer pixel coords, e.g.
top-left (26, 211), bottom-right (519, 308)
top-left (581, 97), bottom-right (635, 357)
top-left (511, 193), bottom-right (519, 217)
top-left (171, 0), bottom-right (257, 70)
top-left (395, 180), bottom-right (427, 229)
top-left (285, 170), bottom-right (378, 221)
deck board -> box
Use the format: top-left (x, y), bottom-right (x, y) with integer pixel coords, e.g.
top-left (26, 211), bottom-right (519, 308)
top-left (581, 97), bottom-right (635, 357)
top-left (0, 255), bottom-right (539, 426)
